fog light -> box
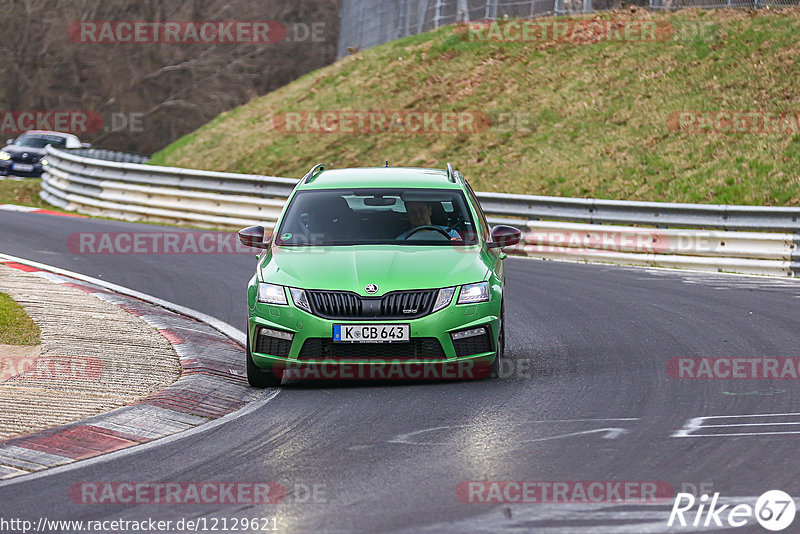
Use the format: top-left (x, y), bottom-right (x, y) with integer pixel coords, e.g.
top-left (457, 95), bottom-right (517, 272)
top-left (259, 328), bottom-right (293, 341)
top-left (451, 327), bottom-right (486, 341)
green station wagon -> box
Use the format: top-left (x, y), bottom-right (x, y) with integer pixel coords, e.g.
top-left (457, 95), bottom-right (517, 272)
top-left (238, 164), bottom-right (521, 387)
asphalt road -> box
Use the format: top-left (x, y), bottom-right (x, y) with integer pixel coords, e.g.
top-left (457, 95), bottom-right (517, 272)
top-left (1, 209), bottom-right (799, 533)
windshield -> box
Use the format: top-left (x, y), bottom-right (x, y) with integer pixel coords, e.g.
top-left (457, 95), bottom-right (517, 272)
top-left (14, 135), bottom-right (67, 148)
top-left (276, 188), bottom-right (479, 246)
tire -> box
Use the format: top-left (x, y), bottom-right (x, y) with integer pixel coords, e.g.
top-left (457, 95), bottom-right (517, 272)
top-left (246, 330), bottom-right (282, 388)
top-left (489, 299), bottom-right (505, 379)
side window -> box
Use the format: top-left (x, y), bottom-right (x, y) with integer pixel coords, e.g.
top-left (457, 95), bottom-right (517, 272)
top-left (464, 181), bottom-right (490, 241)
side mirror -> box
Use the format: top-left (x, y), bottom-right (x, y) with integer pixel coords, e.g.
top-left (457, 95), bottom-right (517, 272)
top-left (488, 225), bottom-right (521, 249)
top-left (238, 225), bottom-right (270, 249)
top-left (6, 138), bottom-right (14, 145)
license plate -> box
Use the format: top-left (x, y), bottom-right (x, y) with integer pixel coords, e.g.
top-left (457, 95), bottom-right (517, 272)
top-left (12, 163), bottom-right (33, 172)
top-left (333, 324), bottom-right (410, 343)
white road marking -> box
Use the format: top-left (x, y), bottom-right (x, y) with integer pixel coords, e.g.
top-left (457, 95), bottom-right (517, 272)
top-left (389, 419), bottom-right (637, 445)
top-left (673, 413), bottom-right (800, 438)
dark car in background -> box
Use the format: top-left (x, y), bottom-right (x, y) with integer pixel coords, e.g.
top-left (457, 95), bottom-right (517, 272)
top-left (0, 130), bottom-right (87, 178)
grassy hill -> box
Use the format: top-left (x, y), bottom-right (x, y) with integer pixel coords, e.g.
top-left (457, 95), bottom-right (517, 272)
top-left (150, 9), bottom-right (800, 206)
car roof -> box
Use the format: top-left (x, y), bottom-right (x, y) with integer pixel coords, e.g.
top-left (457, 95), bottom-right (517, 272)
top-left (296, 167), bottom-right (464, 191)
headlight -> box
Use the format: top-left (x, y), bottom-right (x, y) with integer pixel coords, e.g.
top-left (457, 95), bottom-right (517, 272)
top-left (257, 283), bottom-right (287, 305)
top-left (289, 288), bottom-right (311, 313)
top-left (432, 287), bottom-right (456, 313)
top-left (0, 152), bottom-right (10, 161)
top-left (457, 282), bottom-right (490, 304)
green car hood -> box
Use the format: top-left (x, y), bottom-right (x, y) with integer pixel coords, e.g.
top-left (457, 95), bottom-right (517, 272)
top-left (259, 245), bottom-right (490, 295)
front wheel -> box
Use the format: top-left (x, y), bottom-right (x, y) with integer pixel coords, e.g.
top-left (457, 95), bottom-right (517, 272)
top-left (246, 329), bottom-right (282, 388)
top-left (489, 300), bottom-right (505, 379)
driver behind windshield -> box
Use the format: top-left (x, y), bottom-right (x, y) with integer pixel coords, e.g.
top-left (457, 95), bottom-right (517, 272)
top-left (397, 201), bottom-right (461, 240)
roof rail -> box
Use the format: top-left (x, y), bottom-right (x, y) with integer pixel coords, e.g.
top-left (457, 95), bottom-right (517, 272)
top-left (446, 162), bottom-right (456, 183)
top-left (303, 163), bottom-right (325, 183)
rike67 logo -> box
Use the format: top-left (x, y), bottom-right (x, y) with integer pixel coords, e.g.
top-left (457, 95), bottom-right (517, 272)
top-left (669, 490), bottom-right (796, 531)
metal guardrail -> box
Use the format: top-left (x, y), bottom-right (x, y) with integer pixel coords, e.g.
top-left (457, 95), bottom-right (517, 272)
top-left (67, 148), bottom-right (150, 165)
top-left (41, 146), bottom-right (800, 277)
top-left (497, 220), bottom-right (799, 276)
top-left (478, 192), bottom-right (800, 233)
top-left (42, 146), bottom-right (296, 229)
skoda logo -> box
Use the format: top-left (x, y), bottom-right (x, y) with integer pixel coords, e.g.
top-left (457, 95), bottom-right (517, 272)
top-left (365, 284), bottom-right (378, 294)
top-left (22, 153), bottom-right (28, 159)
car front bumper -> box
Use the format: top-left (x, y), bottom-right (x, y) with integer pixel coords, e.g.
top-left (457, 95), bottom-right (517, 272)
top-left (0, 161), bottom-right (44, 178)
top-left (248, 294), bottom-right (500, 378)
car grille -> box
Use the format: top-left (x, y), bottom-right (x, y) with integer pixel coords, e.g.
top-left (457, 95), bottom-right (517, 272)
top-left (10, 153), bottom-right (41, 164)
top-left (306, 289), bottom-right (437, 319)
top-left (307, 291), bottom-right (362, 317)
top-left (255, 328), bottom-right (292, 358)
top-left (452, 329), bottom-right (494, 358)
top-left (297, 338), bottom-right (445, 360)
